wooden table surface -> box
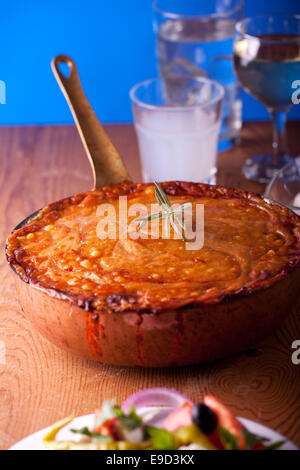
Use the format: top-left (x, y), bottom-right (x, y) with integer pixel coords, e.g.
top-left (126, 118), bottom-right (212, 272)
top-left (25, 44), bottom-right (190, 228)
top-left (0, 122), bottom-right (300, 450)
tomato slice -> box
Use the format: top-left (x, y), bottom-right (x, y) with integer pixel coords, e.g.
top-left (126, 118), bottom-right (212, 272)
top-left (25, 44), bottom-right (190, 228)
top-left (161, 395), bottom-right (265, 450)
top-left (95, 417), bottom-right (119, 440)
top-left (203, 395), bottom-right (246, 449)
top-left (163, 402), bottom-right (193, 432)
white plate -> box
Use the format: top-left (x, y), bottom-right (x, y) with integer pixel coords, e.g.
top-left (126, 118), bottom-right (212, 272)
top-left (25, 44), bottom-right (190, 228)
top-left (9, 414), bottom-right (298, 450)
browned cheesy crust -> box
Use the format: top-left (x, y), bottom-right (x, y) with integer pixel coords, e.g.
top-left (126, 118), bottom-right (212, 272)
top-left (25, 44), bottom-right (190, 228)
top-left (6, 182), bottom-right (300, 314)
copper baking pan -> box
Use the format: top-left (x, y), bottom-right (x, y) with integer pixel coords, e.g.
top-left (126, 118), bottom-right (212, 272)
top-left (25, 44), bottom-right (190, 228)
top-left (6, 56), bottom-right (300, 367)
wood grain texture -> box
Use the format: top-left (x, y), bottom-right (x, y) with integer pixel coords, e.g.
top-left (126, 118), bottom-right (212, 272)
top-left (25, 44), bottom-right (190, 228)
top-left (0, 123), bottom-right (299, 450)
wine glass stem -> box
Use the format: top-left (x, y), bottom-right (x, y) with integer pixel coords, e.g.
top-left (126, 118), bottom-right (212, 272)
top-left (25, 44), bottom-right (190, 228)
top-left (270, 109), bottom-right (287, 163)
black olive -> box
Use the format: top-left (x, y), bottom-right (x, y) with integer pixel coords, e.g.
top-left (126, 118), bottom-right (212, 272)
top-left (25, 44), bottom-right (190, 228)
top-left (192, 403), bottom-right (217, 435)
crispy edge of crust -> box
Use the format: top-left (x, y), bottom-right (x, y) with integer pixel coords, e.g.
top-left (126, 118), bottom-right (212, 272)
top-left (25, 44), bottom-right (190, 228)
top-left (6, 181), bottom-right (300, 313)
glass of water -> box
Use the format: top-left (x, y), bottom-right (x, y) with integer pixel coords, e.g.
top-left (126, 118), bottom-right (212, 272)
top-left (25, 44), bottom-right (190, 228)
top-left (130, 76), bottom-right (224, 183)
top-left (152, 0), bottom-right (244, 143)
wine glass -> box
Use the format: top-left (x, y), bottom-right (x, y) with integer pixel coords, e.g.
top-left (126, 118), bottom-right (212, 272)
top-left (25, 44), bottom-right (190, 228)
top-left (234, 15), bottom-right (300, 183)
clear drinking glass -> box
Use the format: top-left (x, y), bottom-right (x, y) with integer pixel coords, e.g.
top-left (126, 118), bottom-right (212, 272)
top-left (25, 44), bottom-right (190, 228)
top-left (264, 157), bottom-right (300, 215)
top-left (152, 0), bottom-right (244, 143)
top-left (234, 15), bottom-right (300, 183)
top-left (130, 76), bottom-right (224, 183)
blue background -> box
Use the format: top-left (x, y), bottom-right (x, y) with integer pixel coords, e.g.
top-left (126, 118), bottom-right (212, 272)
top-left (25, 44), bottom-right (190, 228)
top-left (1, 0), bottom-right (300, 125)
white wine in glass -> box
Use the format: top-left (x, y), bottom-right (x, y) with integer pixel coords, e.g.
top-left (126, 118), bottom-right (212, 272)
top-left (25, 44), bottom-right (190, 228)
top-left (234, 15), bottom-right (300, 183)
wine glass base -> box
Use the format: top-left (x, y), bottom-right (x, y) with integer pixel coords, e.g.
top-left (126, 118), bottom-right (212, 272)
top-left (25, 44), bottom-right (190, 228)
top-left (242, 154), bottom-right (293, 184)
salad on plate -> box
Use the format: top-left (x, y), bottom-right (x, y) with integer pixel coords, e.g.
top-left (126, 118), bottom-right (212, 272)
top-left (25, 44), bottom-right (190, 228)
top-left (43, 388), bottom-right (285, 451)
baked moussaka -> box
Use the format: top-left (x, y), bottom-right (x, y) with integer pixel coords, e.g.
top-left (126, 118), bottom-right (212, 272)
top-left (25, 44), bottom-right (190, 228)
top-left (6, 182), bottom-right (300, 367)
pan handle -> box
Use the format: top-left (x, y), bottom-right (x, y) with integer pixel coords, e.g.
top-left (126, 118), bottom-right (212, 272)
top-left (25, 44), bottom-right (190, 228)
top-left (51, 55), bottom-right (132, 189)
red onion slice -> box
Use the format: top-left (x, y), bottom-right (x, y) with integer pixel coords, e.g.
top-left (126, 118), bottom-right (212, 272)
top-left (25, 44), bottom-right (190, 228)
top-left (122, 388), bottom-right (192, 427)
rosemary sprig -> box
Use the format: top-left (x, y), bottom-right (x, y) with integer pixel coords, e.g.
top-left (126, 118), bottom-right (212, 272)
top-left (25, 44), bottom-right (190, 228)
top-left (135, 182), bottom-right (192, 241)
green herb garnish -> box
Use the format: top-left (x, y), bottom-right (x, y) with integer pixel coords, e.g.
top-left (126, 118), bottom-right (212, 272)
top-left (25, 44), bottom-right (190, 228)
top-left (135, 182), bottom-right (192, 242)
top-left (70, 427), bottom-right (111, 441)
top-left (114, 406), bottom-right (142, 430)
top-left (218, 425), bottom-right (240, 450)
top-left (145, 426), bottom-right (175, 450)
top-left (258, 440), bottom-right (285, 450)
top-left (242, 427), bottom-right (266, 450)
top-left (219, 425), bottom-right (285, 450)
